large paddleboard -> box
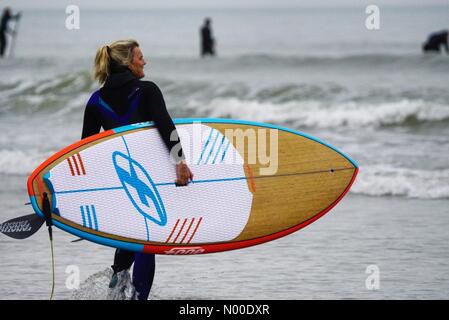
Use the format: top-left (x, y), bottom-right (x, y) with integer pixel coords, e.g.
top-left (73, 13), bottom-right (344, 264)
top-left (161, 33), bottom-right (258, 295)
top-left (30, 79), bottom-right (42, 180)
top-left (27, 119), bottom-right (358, 255)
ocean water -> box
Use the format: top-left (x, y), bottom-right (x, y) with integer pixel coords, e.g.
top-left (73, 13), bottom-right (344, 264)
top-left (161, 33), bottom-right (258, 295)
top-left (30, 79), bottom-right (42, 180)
top-left (1, 5), bottom-right (449, 300)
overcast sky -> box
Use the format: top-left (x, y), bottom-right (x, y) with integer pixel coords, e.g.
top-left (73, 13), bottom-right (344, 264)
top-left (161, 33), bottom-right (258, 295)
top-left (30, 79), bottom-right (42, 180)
top-left (4, 0), bottom-right (449, 10)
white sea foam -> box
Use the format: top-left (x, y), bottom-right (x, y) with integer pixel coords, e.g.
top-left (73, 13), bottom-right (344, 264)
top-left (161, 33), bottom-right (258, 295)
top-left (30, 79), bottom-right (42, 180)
top-left (69, 268), bottom-right (112, 300)
top-left (0, 149), bottom-right (51, 175)
top-left (351, 165), bottom-right (449, 199)
top-left (69, 268), bottom-right (138, 300)
top-left (194, 98), bottom-right (449, 128)
top-left (51, 93), bottom-right (91, 118)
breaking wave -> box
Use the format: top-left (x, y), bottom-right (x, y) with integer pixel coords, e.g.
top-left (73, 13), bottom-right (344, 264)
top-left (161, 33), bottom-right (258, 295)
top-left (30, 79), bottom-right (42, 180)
top-left (351, 165), bottom-right (449, 199)
top-left (192, 97), bottom-right (449, 128)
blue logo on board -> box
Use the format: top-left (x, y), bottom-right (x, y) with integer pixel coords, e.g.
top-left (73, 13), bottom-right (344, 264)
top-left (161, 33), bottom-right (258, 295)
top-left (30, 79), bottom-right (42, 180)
top-left (112, 151), bottom-right (167, 226)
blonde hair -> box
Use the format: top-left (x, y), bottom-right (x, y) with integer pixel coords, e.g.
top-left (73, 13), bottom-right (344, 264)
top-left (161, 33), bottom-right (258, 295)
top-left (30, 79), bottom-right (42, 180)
top-left (94, 39), bottom-right (139, 84)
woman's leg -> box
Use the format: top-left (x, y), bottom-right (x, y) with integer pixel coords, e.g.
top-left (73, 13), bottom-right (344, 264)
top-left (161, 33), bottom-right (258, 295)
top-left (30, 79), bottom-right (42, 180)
top-left (132, 253), bottom-right (155, 300)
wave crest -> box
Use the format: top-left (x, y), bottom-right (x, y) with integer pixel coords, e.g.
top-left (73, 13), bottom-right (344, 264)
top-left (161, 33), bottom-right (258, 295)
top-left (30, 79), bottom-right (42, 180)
top-left (192, 97), bottom-right (449, 128)
top-left (351, 165), bottom-right (449, 199)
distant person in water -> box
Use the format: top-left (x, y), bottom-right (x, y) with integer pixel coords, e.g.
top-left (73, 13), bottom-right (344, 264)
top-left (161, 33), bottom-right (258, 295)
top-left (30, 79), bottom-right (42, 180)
top-left (0, 7), bottom-right (21, 57)
top-left (422, 30), bottom-right (448, 54)
top-left (200, 17), bottom-right (215, 57)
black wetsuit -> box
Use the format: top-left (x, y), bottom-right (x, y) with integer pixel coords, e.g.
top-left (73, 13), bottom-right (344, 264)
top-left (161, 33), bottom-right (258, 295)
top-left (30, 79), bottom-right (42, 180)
top-left (0, 11), bottom-right (12, 57)
top-left (82, 63), bottom-right (183, 300)
top-left (422, 30), bottom-right (448, 54)
top-left (200, 23), bottom-right (215, 57)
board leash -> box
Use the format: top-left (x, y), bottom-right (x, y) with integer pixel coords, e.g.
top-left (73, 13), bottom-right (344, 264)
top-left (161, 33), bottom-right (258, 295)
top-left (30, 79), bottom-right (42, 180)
top-left (42, 193), bottom-right (55, 300)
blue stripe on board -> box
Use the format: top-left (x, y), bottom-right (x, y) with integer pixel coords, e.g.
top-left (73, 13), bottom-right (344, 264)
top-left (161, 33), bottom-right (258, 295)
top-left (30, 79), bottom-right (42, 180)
top-left (212, 135), bottom-right (226, 164)
top-left (144, 218), bottom-right (150, 241)
top-left (54, 186), bottom-right (124, 194)
top-left (121, 136), bottom-right (131, 157)
top-left (80, 206), bottom-right (86, 227)
top-left (189, 176), bottom-right (247, 184)
top-left (153, 176), bottom-right (247, 187)
top-left (220, 141), bottom-right (231, 163)
top-left (197, 128), bottom-right (214, 165)
top-left (154, 182), bottom-right (176, 186)
top-left (52, 219), bottom-right (144, 252)
top-left (85, 205), bottom-right (93, 229)
top-left (91, 205), bottom-right (99, 231)
top-left (204, 130), bottom-right (220, 164)
top-left (113, 122), bottom-right (154, 134)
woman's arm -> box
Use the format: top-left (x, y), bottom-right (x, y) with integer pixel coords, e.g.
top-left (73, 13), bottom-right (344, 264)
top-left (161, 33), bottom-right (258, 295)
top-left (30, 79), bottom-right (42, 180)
top-left (144, 82), bottom-right (193, 185)
top-left (144, 82), bottom-right (184, 160)
top-left (81, 104), bottom-right (101, 139)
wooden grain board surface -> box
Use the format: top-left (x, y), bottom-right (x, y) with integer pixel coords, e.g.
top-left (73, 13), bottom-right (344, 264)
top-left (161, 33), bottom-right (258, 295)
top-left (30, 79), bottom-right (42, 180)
top-left (211, 123), bottom-right (355, 240)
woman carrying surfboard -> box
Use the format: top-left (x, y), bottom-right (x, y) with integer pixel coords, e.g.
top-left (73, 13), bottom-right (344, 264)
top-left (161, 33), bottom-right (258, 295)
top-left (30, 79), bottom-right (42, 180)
top-left (82, 39), bottom-right (193, 300)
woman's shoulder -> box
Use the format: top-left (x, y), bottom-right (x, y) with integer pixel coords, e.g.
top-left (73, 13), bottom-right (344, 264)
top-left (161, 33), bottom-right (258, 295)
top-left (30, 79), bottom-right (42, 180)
top-left (136, 80), bottom-right (163, 94)
top-left (86, 89), bottom-right (101, 106)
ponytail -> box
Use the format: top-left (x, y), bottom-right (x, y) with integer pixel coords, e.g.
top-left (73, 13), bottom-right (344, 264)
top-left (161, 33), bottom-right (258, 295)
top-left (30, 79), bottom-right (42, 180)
top-left (93, 45), bottom-right (110, 84)
top-left (93, 39), bottom-right (139, 85)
